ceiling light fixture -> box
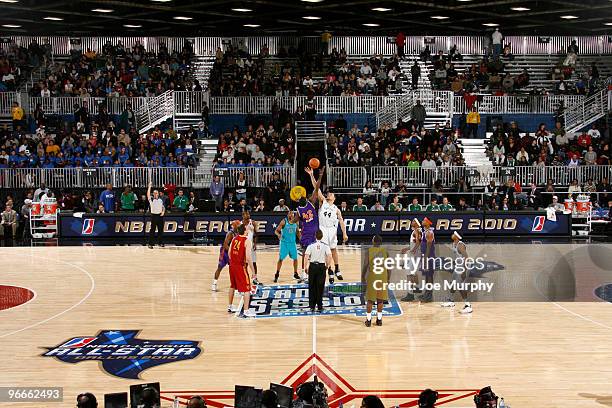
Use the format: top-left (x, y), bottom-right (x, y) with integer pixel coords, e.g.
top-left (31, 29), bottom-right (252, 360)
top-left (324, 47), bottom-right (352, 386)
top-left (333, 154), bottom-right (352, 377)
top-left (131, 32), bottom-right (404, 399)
top-left (173, 16), bottom-right (192, 20)
top-left (363, 23), bottom-right (380, 26)
top-left (44, 17), bottom-right (63, 21)
top-left (231, 8), bottom-right (252, 12)
top-left (431, 15), bottom-right (449, 19)
top-left (151, 0), bottom-right (172, 2)
top-left (2, 24), bottom-right (21, 27)
top-left (301, 0), bottom-right (324, 2)
top-left (511, 7), bottom-right (530, 11)
top-left (372, 7), bottom-right (391, 11)
top-left (302, 16), bottom-right (321, 20)
top-left (0, 0), bottom-right (19, 3)
top-left (92, 8), bottom-right (113, 13)
top-left (482, 23), bottom-right (499, 27)
top-left (244, 24), bottom-right (260, 27)
top-left (560, 15), bottom-right (578, 19)
top-left (124, 24), bottom-right (142, 28)
top-left (605, 22), bottom-right (612, 26)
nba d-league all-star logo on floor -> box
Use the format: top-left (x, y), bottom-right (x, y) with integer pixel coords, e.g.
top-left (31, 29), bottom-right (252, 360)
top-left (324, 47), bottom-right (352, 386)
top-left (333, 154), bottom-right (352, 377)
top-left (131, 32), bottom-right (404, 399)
top-left (42, 330), bottom-right (201, 379)
top-left (250, 283), bottom-right (402, 318)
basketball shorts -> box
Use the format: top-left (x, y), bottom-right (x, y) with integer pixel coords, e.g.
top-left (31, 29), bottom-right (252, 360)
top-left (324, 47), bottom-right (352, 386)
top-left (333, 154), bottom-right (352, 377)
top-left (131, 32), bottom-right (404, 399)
top-left (321, 227), bottom-right (338, 249)
top-left (279, 241), bottom-right (298, 261)
top-left (229, 264), bottom-right (251, 293)
top-left (300, 232), bottom-right (316, 250)
top-left (218, 248), bottom-right (230, 269)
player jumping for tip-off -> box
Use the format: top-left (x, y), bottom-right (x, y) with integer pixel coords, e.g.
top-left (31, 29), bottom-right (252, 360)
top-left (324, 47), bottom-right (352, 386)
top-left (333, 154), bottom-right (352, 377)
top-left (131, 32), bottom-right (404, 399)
top-left (441, 231), bottom-right (472, 314)
top-left (306, 166), bottom-right (348, 284)
top-left (298, 166), bottom-right (325, 281)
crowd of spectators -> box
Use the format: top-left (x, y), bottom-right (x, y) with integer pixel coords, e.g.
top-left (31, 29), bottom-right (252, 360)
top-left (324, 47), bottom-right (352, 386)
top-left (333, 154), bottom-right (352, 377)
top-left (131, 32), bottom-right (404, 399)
top-left (208, 39), bottom-right (402, 97)
top-left (0, 117), bottom-right (199, 169)
top-left (27, 40), bottom-right (195, 98)
top-left (213, 122), bottom-right (295, 168)
top-left (486, 120), bottom-right (609, 167)
top-left (326, 110), bottom-right (465, 168)
top-left (0, 39), bottom-right (52, 91)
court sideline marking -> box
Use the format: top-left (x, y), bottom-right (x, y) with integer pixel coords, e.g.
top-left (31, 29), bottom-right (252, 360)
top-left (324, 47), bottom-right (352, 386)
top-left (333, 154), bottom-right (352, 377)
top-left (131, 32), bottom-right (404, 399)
top-left (312, 313), bottom-right (317, 355)
top-left (0, 254), bottom-right (96, 339)
top-left (552, 302), bottom-right (612, 331)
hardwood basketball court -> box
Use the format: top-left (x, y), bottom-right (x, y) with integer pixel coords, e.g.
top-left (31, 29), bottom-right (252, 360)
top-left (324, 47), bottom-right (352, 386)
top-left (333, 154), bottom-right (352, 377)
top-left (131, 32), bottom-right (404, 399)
top-left (1, 243), bottom-right (612, 408)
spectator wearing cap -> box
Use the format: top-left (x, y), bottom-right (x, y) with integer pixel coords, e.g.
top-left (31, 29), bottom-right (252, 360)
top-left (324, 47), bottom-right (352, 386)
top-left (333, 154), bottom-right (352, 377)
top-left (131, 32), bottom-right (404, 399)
top-left (273, 199), bottom-right (290, 212)
top-left (548, 195), bottom-right (564, 211)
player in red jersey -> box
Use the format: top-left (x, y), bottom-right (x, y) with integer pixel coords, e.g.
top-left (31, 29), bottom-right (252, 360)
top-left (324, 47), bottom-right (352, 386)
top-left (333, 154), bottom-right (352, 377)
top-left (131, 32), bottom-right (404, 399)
top-left (228, 223), bottom-right (256, 318)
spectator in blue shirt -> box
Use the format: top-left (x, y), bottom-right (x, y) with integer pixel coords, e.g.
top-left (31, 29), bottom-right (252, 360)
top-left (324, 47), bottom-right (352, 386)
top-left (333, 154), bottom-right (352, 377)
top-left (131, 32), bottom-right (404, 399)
top-left (99, 184), bottom-right (116, 213)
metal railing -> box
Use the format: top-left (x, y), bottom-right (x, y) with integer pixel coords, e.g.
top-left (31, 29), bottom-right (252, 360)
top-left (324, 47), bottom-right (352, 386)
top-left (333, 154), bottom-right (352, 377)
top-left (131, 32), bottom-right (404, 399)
top-left (0, 91), bottom-right (602, 117)
top-left (328, 165), bottom-right (612, 189)
top-left (2, 35), bottom-right (612, 56)
top-left (453, 94), bottom-right (583, 115)
top-left (375, 94), bottom-right (414, 128)
top-left (0, 166), bottom-right (294, 189)
top-left (135, 90), bottom-right (175, 132)
top-left (564, 89), bottom-right (609, 133)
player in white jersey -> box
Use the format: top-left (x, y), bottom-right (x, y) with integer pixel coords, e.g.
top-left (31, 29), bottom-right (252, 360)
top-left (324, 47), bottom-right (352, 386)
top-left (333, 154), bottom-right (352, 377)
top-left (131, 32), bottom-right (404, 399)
top-left (242, 210), bottom-right (260, 285)
top-left (308, 168), bottom-right (348, 284)
top-left (441, 231), bottom-right (472, 314)
top-left (400, 218), bottom-right (422, 302)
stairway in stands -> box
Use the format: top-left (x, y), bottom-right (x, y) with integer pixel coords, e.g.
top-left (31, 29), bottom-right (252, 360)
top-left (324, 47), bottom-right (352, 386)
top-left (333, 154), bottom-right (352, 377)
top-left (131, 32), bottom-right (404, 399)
top-left (191, 139), bottom-right (219, 188)
top-left (192, 55), bottom-right (215, 89)
top-left (458, 138), bottom-right (491, 167)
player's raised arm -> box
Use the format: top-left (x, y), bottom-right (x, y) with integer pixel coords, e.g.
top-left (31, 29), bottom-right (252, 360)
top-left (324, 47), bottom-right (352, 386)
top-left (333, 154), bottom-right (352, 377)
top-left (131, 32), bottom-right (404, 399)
top-left (306, 166), bottom-right (325, 203)
top-left (337, 207), bottom-right (348, 243)
top-left (147, 181), bottom-right (152, 200)
top-left (458, 241), bottom-right (468, 258)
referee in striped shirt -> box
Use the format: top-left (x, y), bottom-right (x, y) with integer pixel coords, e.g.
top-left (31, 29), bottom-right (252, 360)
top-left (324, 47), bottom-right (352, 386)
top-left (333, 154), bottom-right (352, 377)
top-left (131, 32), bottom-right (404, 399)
top-left (147, 181), bottom-right (166, 248)
top-left (304, 229), bottom-right (332, 313)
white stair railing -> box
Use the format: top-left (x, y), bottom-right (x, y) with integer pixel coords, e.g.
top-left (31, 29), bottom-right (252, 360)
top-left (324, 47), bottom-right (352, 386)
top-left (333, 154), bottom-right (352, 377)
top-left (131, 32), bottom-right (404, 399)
top-left (136, 90), bottom-right (175, 132)
top-left (564, 88), bottom-right (608, 133)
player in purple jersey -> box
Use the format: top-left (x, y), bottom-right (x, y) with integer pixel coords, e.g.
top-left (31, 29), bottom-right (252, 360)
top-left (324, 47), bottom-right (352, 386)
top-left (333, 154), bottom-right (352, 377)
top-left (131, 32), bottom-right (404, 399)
top-left (212, 220), bottom-right (241, 292)
top-left (298, 166), bottom-right (325, 280)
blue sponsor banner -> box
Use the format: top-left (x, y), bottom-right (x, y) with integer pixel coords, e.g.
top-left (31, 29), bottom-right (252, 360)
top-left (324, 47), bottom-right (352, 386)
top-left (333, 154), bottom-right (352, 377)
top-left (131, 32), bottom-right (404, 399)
top-left (249, 282), bottom-right (402, 318)
top-left (58, 211), bottom-right (570, 238)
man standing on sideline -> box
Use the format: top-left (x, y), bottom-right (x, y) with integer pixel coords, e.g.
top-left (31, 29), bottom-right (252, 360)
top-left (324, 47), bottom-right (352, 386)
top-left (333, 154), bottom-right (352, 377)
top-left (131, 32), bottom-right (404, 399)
top-left (304, 229), bottom-right (332, 313)
top-left (210, 175), bottom-right (224, 211)
top-left (120, 185), bottom-right (137, 211)
top-left (173, 189), bottom-right (189, 211)
top-left (147, 181), bottom-right (165, 249)
top-left (100, 184), bottom-right (116, 213)
top-left (228, 223), bottom-right (256, 318)
top-left (362, 235), bottom-right (389, 327)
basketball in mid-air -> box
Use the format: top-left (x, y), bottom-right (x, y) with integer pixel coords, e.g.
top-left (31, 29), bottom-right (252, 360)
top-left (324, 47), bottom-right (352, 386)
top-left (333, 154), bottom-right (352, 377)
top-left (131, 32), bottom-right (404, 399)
top-left (309, 158), bottom-right (320, 169)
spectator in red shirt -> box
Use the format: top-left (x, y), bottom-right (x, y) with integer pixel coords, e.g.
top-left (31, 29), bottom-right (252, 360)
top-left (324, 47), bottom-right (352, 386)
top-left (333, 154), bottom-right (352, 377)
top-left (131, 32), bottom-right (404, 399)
top-left (396, 32), bottom-right (406, 60)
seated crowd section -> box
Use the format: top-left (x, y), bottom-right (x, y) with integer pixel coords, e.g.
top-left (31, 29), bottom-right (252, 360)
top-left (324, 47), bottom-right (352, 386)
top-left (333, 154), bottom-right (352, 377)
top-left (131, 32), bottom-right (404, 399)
top-left (208, 41), bottom-right (402, 97)
top-left (0, 39), bottom-right (52, 92)
top-left (26, 39), bottom-right (195, 98)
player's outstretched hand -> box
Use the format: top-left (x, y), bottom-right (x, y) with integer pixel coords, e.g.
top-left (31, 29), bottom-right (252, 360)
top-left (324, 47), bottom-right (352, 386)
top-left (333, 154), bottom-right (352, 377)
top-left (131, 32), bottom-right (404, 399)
top-left (304, 167), bottom-right (313, 176)
top-left (343, 234), bottom-right (348, 244)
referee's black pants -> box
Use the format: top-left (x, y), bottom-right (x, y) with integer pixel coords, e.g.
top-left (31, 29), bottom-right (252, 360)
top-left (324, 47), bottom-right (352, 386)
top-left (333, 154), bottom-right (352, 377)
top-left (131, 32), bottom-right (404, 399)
top-left (308, 263), bottom-right (326, 310)
top-left (149, 213), bottom-right (164, 245)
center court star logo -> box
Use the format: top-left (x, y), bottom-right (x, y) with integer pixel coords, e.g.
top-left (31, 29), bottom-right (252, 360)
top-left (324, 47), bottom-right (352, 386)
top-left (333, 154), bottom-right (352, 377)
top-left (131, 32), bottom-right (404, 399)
top-left (160, 354), bottom-right (478, 407)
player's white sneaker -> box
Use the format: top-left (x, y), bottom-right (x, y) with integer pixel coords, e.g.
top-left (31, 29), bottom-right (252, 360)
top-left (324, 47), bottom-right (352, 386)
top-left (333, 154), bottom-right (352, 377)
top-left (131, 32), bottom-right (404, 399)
top-left (460, 305), bottom-right (473, 314)
top-left (227, 305), bottom-right (237, 313)
top-left (242, 309), bottom-right (256, 318)
top-left (212, 282), bottom-right (218, 292)
top-left (441, 301), bottom-right (455, 308)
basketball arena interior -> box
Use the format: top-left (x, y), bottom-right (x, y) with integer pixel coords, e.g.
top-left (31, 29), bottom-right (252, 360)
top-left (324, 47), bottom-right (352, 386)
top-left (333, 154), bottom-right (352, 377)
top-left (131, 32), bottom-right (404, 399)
top-left (1, 0), bottom-right (612, 407)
